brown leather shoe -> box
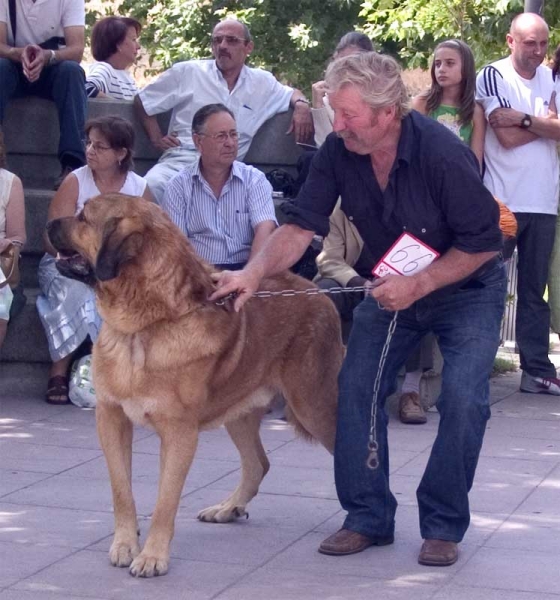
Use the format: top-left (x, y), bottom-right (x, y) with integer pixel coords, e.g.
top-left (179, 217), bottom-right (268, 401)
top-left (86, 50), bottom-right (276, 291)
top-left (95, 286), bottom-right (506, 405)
top-left (398, 391), bottom-right (427, 424)
top-left (318, 528), bottom-right (394, 556)
top-left (418, 539), bottom-right (458, 566)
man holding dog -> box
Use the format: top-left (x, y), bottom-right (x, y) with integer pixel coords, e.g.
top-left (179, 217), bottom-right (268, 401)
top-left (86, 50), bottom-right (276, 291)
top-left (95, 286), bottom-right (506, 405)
top-left (161, 103), bottom-right (276, 270)
top-left (0, 0), bottom-right (87, 189)
top-left (212, 51), bottom-right (506, 567)
top-left (134, 18), bottom-right (313, 203)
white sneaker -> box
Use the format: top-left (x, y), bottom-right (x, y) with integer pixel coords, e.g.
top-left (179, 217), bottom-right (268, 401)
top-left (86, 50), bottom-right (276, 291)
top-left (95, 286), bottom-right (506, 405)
top-left (520, 372), bottom-right (560, 396)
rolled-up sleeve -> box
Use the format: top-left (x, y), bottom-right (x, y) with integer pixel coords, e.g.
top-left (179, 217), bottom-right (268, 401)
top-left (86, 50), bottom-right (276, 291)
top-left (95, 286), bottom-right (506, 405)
top-left (432, 142), bottom-right (503, 254)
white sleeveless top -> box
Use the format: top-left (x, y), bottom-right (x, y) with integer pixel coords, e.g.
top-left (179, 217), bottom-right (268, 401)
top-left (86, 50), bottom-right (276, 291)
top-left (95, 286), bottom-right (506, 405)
top-left (0, 168), bottom-right (15, 240)
top-left (73, 166), bottom-right (147, 214)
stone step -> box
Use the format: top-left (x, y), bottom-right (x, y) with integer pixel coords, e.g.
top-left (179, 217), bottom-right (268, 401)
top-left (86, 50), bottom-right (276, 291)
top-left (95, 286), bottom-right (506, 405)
top-left (1, 288), bottom-right (50, 363)
top-left (0, 361), bottom-right (50, 397)
top-left (23, 188), bottom-right (53, 256)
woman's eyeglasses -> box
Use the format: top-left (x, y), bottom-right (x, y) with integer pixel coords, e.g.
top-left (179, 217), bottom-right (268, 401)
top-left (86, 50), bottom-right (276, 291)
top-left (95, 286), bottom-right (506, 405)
top-left (84, 139), bottom-right (112, 153)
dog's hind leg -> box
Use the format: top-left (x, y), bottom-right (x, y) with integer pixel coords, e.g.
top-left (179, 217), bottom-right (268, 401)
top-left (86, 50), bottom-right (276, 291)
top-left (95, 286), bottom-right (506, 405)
top-left (198, 407), bottom-right (269, 523)
top-left (97, 401), bottom-right (140, 569)
top-left (281, 356), bottom-right (339, 455)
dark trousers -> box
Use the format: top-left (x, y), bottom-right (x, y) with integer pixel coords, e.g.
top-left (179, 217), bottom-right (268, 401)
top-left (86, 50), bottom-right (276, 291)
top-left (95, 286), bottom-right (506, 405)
top-left (335, 262), bottom-right (506, 542)
top-left (317, 276), bottom-right (434, 369)
top-left (505, 213), bottom-right (557, 378)
top-left (0, 59), bottom-right (86, 167)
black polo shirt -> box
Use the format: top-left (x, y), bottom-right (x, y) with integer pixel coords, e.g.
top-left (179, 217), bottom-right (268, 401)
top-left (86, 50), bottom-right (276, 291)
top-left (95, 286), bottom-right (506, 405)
top-left (282, 110), bottom-right (503, 266)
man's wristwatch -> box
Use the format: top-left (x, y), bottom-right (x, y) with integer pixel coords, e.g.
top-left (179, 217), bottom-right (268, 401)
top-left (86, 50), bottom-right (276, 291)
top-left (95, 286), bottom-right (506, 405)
top-left (48, 50), bottom-right (57, 65)
top-left (520, 114), bottom-right (532, 129)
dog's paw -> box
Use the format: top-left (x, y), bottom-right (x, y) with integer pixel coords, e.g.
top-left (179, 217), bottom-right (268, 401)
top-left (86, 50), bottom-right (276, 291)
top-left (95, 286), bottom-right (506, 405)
top-left (109, 539), bottom-right (140, 568)
top-left (129, 552), bottom-right (169, 578)
top-left (197, 503), bottom-right (248, 523)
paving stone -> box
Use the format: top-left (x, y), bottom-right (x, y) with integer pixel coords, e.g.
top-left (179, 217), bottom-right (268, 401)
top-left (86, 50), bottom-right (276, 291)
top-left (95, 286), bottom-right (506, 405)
top-left (453, 546), bottom-right (560, 595)
top-left (13, 549), bottom-right (250, 600)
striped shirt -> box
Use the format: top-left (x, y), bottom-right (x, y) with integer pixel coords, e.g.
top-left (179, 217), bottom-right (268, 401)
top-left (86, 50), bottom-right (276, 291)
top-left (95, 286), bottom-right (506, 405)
top-left (86, 62), bottom-right (138, 100)
top-left (161, 160), bottom-right (276, 265)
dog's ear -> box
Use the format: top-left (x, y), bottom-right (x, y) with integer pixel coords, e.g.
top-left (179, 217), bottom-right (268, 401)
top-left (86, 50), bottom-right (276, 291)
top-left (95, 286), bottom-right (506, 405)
top-left (95, 217), bottom-right (144, 281)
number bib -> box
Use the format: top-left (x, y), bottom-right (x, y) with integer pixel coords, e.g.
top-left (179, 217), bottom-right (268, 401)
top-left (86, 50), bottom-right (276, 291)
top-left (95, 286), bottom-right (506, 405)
top-left (372, 232), bottom-right (439, 278)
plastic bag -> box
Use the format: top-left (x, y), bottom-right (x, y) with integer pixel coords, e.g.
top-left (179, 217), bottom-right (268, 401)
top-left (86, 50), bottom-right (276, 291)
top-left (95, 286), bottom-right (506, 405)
top-left (69, 354), bottom-right (97, 408)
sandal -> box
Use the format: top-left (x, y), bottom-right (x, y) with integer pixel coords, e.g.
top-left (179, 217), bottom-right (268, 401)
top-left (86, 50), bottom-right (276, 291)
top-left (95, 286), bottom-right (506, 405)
top-left (46, 375), bottom-right (70, 405)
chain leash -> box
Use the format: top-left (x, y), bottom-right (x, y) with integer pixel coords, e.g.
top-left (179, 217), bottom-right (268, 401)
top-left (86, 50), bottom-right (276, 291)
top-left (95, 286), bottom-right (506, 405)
top-left (214, 285), bottom-right (370, 305)
top-left (366, 309), bottom-right (399, 470)
top-left (214, 284), bottom-right (398, 471)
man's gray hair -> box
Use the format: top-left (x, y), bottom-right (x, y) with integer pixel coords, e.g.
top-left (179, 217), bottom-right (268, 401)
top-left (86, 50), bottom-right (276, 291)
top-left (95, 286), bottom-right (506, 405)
top-left (325, 52), bottom-right (410, 120)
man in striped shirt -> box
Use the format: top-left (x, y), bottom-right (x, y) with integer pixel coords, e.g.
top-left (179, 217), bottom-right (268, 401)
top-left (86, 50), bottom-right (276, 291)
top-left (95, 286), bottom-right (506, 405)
top-left (161, 103), bottom-right (277, 270)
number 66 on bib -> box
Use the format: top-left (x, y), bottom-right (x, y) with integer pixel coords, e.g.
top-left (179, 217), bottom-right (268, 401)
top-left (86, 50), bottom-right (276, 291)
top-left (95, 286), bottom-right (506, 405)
top-left (372, 232), bottom-right (439, 278)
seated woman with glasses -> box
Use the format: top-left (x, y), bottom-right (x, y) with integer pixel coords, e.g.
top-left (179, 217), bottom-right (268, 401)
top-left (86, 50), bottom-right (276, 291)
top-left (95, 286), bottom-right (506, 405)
top-left (37, 115), bottom-right (153, 405)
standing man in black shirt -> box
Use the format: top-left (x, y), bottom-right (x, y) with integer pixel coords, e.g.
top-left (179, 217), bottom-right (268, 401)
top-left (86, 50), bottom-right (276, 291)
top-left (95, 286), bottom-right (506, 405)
top-left (211, 52), bottom-right (505, 567)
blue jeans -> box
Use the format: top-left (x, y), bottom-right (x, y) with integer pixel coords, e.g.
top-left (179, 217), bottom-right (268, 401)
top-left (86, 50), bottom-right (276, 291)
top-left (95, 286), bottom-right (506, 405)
top-left (335, 261), bottom-right (506, 542)
top-left (0, 59), bottom-right (86, 167)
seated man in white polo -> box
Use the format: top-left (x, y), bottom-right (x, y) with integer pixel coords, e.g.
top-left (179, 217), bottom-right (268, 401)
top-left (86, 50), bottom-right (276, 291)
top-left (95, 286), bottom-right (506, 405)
top-left (161, 103), bottom-right (277, 270)
top-left (135, 18), bottom-right (312, 203)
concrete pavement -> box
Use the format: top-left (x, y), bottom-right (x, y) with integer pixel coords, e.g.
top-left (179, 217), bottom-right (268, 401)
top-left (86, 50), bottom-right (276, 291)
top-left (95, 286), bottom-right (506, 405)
top-left (1, 360), bottom-right (559, 600)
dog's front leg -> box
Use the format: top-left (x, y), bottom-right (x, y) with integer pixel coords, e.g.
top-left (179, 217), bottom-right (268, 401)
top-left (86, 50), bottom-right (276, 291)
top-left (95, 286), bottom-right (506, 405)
top-left (129, 416), bottom-right (198, 578)
top-left (96, 401), bottom-right (140, 568)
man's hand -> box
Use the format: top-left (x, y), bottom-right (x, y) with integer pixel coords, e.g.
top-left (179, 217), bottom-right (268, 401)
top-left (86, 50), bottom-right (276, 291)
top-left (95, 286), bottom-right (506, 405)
top-left (488, 108), bottom-right (525, 129)
top-left (311, 80), bottom-right (328, 108)
top-left (370, 275), bottom-right (423, 311)
top-left (286, 103), bottom-right (314, 144)
top-left (209, 268), bottom-right (263, 312)
top-left (151, 131), bottom-right (181, 151)
top-left (22, 45), bottom-right (47, 82)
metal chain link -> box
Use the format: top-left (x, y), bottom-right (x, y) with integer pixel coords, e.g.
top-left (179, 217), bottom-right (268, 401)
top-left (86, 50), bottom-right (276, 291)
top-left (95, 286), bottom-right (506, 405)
top-left (366, 310), bottom-right (399, 470)
top-left (214, 285), bottom-right (370, 306)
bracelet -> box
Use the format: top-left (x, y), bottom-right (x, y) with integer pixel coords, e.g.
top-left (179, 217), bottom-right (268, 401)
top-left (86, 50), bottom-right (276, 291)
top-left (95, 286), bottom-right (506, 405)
top-left (48, 50), bottom-right (57, 65)
top-left (294, 98), bottom-right (310, 107)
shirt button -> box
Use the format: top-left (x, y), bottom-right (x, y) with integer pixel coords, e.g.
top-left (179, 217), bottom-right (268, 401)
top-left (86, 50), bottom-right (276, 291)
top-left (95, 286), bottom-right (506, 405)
top-left (349, 216), bottom-right (353, 221)
top-left (403, 226), bottom-right (407, 230)
top-left (421, 228), bottom-right (426, 233)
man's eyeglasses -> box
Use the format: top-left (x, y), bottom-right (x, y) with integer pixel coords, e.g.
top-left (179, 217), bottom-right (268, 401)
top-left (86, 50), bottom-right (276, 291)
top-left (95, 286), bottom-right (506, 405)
top-left (84, 139), bottom-right (112, 153)
top-left (199, 130), bottom-right (239, 143)
top-left (211, 35), bottom-right (246, 46)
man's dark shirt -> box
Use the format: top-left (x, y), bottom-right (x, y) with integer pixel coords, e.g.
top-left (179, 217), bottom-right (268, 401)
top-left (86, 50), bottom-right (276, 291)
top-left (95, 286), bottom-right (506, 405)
top-left (282, 110), bottom-right (503, 269)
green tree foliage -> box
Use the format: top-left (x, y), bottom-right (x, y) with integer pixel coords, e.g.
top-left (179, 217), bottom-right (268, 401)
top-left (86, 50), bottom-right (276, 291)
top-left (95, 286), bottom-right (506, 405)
top-left (90, 0), bottom-right (368, 92)
top-left (86, 0), bottom-right (560, 89)
top-left (360, 0), bottom-right (560, 68)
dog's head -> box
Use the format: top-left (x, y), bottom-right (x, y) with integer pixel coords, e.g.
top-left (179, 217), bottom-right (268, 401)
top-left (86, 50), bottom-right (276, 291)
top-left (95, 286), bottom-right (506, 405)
top-left (48, 193), bottom-right (176, 286)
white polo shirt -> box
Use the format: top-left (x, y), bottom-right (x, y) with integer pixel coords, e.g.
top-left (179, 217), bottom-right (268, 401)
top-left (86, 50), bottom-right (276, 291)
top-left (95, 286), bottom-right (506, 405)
top-left (476, 56), bottom-right (559, 215)
top-left (0, 0), bottom-right (84, 47)
top-left (138, 59), bottom-right (293, 163)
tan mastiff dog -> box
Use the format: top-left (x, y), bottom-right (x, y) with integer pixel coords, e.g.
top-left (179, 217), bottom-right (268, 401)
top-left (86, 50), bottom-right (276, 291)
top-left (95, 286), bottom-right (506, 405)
top-left (47, 193), bottom-right (343, 578)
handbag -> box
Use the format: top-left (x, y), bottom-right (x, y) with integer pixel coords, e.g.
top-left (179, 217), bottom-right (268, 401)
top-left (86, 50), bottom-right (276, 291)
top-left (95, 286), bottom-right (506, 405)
top-left (0, 242), bottom-right (21, 290)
